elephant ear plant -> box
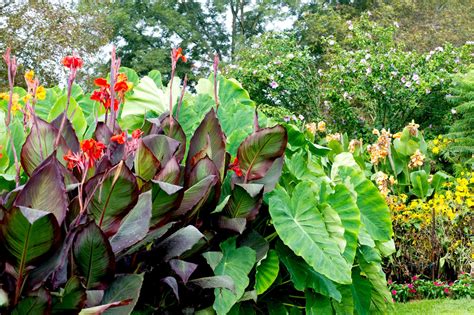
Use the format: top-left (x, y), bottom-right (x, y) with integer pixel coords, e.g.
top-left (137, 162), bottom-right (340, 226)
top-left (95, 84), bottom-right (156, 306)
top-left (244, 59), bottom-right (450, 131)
top-left (0, 48), bottom-right (287, 313)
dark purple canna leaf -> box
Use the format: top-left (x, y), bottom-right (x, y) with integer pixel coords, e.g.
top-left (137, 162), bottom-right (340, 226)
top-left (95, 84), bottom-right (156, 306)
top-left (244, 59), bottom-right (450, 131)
top-left (94, 122), bottom-right (124, 165)
top-left (85, 161), bottom-right (139, 236)
top-left (174, 175), bottom-right (218, 217)
top-left (217, 216), bottom-right (247, 234)
top-left (157, 115), bottom-right (187, 163)
top-left (252, 157), bottom-right (284, 193)
top-left (51, 276), bottom-right (87, 314)
top-left (77, 300), bottom-right (132, 314)
top-left (134, 139), bottom-right (160, 182)
top-left (162, 276), bottom-right (179, 302)
top-left (150, 180), bottom-right (183, 227)
top-left (188, 276), bottom-right (235, 293)
top-left (12, 288), bottom-right (52, 315)
top-left (237, 125), bottom-right (287, 181)
top-left (51, 113), bottom-right (80, 153)
top-left (101, 274), bottom-right (144, 315)
top-left (109, 191), bottom-right (152, 255)
top-left (155, 157), bottom-right (181, 184)
top-left (169, 259), bottom-right (198, 285)
top-left (14, 154), bottom-right (68, 225)
top-left (20, 117), bottom-right (69, 176)
top-left (1, 207), bottom-right (61, 299)
top-left (156, 225), bottom-right (204, 262)
top-left (73, 221), bottom-right (115, 290)
top-left (187, 156), bottom-right (219, 188)
top-left (186, 108), bottom-right (226, 181)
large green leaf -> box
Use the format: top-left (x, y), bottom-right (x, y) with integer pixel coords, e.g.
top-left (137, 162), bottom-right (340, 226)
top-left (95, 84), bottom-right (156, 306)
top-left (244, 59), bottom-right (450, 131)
top-left (255, 249), bottom-right (279, 295)
top-left (350, 267), bottom-right (372, 315)
top-left (269, 182), bottom-right (352, 284)
top-left (101, 274), bottom-right (144, 315)
top-left (224, 183), bottom-right (263, 220)
top-left (14, 155), bottom-right (68, 225)
top-left (12, 289), bottom-right (51, 315)
top-left (276, 242), bottom-right (341, 301)
top-left (213, 237), bottom-right (256, 315)
top-left (85, 161), bottom-right (139, 236)
top-left (324, 184), bottom-right (361, 264)
top-left (1, 207), bottom-right (60, 283)
top-left (305, 290), bottom-right (333, 315)
top-left (237, 125), bottom-right (287, 181)
top-left (48, 94), bottom-right (87, 140)
top-left (20, 118), bottom-right (69, 176)
top-left (73, 221), bottom-right (115, 289)
top-left (333, 154), bottom-right (392, 242)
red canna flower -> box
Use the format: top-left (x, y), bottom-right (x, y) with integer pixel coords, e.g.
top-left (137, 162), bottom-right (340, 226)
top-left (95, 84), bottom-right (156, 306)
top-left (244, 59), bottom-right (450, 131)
top-left (110, 132), bottom-right (126, 144)
top-left (80, 139), bottom-right (105, 168)
top-left (104, 98), bottom-right (119, 111)
top-left (228, 157), bottom-right (243, 177)
top-left (94, 77), bottom-right (110, 88)
top-left (90, 90), bottom-right (104, 102)
top-left (62, 56), bottom-right (83, 69)
top-left (132, 129), bottom-right (143, 139)
top-left (63, 150), bottom-right (82, 170)
top-left (114, 81), bottom-right (129, 93)
top-left (172, 47), bottom-right (187, 63)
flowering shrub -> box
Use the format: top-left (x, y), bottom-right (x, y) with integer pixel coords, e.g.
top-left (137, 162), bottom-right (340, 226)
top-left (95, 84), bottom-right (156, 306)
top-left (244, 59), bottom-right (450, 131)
top-left (389, 273), bottom-right (473, 302)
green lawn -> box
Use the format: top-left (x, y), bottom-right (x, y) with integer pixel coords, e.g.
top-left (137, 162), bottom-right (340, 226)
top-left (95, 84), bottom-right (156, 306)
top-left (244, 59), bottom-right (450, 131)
top-left (393, 299), bottom-right (474, 314)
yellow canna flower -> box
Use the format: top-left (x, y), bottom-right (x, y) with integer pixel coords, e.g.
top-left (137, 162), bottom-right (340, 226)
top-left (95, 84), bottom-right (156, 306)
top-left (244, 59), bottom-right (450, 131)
top-left (317, 121), bottom-right (326, 132)
top-left (25, 70), bottom-right (35, 83)
top-left (36, 86), bottom-right (46, 100)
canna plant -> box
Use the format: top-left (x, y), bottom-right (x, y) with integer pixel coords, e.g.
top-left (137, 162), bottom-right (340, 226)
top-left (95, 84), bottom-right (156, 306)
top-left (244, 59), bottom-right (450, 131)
top-left (0, 48), bottom-right (287, 314)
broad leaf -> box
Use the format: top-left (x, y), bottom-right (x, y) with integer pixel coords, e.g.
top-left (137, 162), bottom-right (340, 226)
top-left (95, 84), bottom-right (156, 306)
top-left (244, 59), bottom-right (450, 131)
top-left (52, 276), bottom-right (87, 314)
top-left (51, 113), bottom-right (80, 152)
top-left (190, 276), bottom-right (235, 292)
top-left (410, 170), bottom-right (430, 199)
top-left (162, 276), bottom-right (180, 302)
top-left (174, 175), bottom-right (217, 216)
top-left (269, 182), bottom-right (352, 284)
top-left (101, 274), bottom-right (144, 315)
top-left (351, 267), bottom-right (372, 315)
top-left (85, 161), bottom-right (139, 236)
top-left (73, 221), bottom-right (115, 289)
top-left (305, 290), bottom-right (333, 315)
top-left (169, 259), bottom-right (198, 284)
top-left (12, 289), bottom-right (51, 315)
top-left (15, 154), bottom-right (68, 225)
top-left (48, 95), bottom-right (87, 140)
top-left (213, 237), bottom-right (256, 315)
top-left (20, 118), bottom-right (69, 175)
top-left (237, 125), bottom-right (287, 181)
top-left (224, 184), bottom-right (263, 220)
top-left (157, 225), bottom-right (204, 262)
top-left (358, 253), bottom-right (392, 313)
top-left (150, 180), bottom-right (183, 226)
top-left (109, 191), bottom-right (152, 254)
top-left (255, 250), bottom-right (279, 295)
top-left (276, 242), bottom-right (342, 301)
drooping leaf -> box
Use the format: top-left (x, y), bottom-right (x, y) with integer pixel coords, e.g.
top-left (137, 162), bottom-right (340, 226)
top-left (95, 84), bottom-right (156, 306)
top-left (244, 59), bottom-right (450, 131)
top-left (52, 276), bottom-right (87, 314)
top-left (20, 117), bottom-right (69, 176)
top-left (255, 250), bottom-right (279, 295)
top-left (239, 230), bottom-right (269, 263)
top-left (202, 251), bottom-right (223, 271)
top-left (109, 191), bottom-right (152, 255)
top-left (186, 108), bottom-right (226, 180)
top-left (237, 125), bottom-right (287, 181)
top-left (156, 225), bottom-right (204, 262)
top-left (324, 184), bottom-right (361, 264)
top-left (85, 161), bottom-right (139, 236)
top-left (162, 276), bottom-right (180, 302)
top-left (48, 94), bottom-right (87, 140)
top-left (212, 237), bottom-right (256, 315)
top-left (101, 274), bottom-right (144, 315)
top-left (14, 154), bottom-right (68, 225)
top-left (269, 182), bottom-right (352, 284)
top-left (73, 221), bottom-right (115, 289)
top-left (169, 259), bottom-right (198, 284)
top-left (276, 242), bottom-right (341, 302)
top-left (1, 207), bottom-right (61, 283)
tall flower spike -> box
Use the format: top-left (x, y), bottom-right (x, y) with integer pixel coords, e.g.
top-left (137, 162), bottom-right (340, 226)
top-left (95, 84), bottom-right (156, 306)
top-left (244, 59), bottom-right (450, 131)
top-left (213, 53), bottom-right (220, 110)
top-left (169, 47), bottom-right (187, 134)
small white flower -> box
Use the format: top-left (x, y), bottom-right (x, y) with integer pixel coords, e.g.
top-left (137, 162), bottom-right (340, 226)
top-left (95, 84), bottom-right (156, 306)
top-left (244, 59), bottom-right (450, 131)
top-left (270, 81), bottom-right (279, 89)
top-left (366, 67), bottom-right (372, 75)
top-left (252, 70), bottom-right (257, 75)
top-left (365, 53), bottom-right (371, 59)
top-left (405, 81), bottom-right (412, 88)
top-left (401, 76), bottom-right (406, 83)
top-left (425, 88), bottom-right (431, 94)
top-left (318, 69), bottom-right (323, 76)
top-left (286, 53), bottom-right (294, 59)
top-left (328, 40), bottom-right (335, 46)
top-left (298, 114), bottom-right (305, 121)
top-left (451, 108), bottom-right (457, 114)
top-left (367, 11), bottom-right (372, 16)
top-left (393, 21), bottom-right (399, 28)
top-left (229, 64), bottom-right (238, 69)
top-left (412, 73), bottom-right (419, 81)
top-left (291, 115), bottom-right (298, 121)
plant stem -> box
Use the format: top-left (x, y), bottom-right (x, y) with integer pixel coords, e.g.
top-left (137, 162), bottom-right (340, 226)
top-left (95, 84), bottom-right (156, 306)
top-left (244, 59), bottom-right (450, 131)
top-left (54, 74), bottom-right (74, 148)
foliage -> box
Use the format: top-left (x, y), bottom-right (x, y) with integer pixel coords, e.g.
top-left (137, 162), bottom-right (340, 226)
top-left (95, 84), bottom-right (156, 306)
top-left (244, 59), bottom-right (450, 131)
top-left (225, 33), bottom-right (320, 120)
top-left (0, 50), bottom-right (288, 313)
top-left (446, 68), bottom-right (474, 161)
top-left (393, 297), bottom-right (474, 314)
top-left (389, 273), bottom-right (473, 302)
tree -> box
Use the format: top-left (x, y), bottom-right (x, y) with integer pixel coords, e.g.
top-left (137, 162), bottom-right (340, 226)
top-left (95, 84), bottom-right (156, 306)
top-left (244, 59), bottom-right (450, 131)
top-left (0, 1), bottom-right (112, 87)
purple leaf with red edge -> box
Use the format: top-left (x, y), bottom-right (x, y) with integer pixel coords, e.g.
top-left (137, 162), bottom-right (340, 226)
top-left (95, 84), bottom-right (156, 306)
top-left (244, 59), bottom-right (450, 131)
top-left (186, 108), bottom-right (226, 181)
top-left (14, 154), bottom-right (68, 225)
top-left (174, 175), bottom-right (217, 217)
top-left (237, 125), bottom-right (287, 181)
top-left (157, 115), bottom-right (187, 163)
top-left (85, 161), bottom-right (139, 236)
top-left (51, 113), bottom-right (80, 152)
top-left (169, 259), bottom-right (198, 285)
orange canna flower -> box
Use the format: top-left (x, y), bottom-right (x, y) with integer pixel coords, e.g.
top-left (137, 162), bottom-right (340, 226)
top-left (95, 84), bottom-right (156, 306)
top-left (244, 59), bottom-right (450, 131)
top-left (172, 47), bottom-right (187, 63)
top-left (132, 129), bottom-right (143, 139)
top-left (62, 55), bottom-right (83, 69)
top-left (228, 157), bottom-right (243, 177)
top-left (94, 77), bottom-right (110, 88)
top-left (110, 132), bottom-right (126, 144)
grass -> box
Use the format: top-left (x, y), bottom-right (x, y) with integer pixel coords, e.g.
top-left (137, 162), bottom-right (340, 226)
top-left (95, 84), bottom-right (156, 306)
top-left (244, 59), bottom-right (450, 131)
top-left (393, 299), bottom-right (474, 314)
